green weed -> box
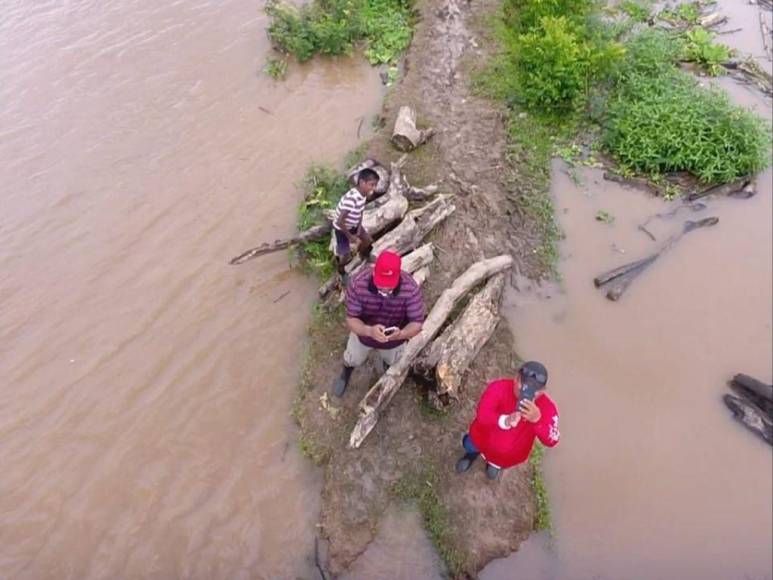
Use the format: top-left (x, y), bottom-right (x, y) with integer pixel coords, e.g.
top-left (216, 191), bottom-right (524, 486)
top-left (659, 2), bottom-right (700, 25)
top-left (263, 56), bottom-right (288, 79)
top-left (529, 443), bottom-right (552, 532)
top-left (681, 27), bottom-right (732, 76)
top-left (595, 209), bottom-right (614, 224)
top-left (619, 0), bottom-right (651, 23)
top-left (391, 467), bottom-right (465, 576)
top-left (266, 0), bottom-right (414, 65)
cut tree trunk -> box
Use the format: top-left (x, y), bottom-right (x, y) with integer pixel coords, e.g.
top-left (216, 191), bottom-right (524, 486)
top-left (413, 273), bottom-right (505, 402)
top-left (391, 106), bottom-right (435, 152)
top-left (349, 255), bottom-right (513, 448)
top-left (318, 195), bottom-right (455, 299)
top-left (229, 223), bottom-right (331, 265)
top-left (347, 159), bottom-right (390, 195)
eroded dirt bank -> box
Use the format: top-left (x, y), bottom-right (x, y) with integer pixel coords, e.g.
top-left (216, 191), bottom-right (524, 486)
top-left (294, 0), bottom-right (553, 575)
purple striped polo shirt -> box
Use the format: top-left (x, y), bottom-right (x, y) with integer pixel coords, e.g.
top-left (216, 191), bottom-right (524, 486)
top-left (345, 268), bottom-right (426, 349)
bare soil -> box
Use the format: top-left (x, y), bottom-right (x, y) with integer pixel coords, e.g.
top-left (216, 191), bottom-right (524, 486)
top-left (294, 0), bottom-right (551, 575)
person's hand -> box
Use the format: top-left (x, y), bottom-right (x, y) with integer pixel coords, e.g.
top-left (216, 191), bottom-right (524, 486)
top-left (519, 400), bottom-right (541, 423)
top-left (369, 324), bottom-right (389, 343)
top-left (507, 412), bottom-right (522, 428)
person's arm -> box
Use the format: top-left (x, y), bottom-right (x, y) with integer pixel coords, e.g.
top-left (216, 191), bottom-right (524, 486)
top-left (393, 321), bottom-right (421, 341)
top-left (522, 399), bottom-right (560, 447)
top-left (346, 316), bottom-right (388, 343)
top-left (335, 210), bottom-right (358, 242)
top-left (474, 381), bottom-right (507, 429)
top-left (394, 278), bottom-right (425, 341)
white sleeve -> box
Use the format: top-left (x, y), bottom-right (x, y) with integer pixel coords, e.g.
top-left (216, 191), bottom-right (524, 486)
top-left (498, 414), bottom-right (511, 430)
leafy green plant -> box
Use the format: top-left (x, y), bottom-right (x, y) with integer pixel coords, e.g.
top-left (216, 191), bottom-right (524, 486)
top-left (595, 209), bottom-right (614, 224)
top-left (263, 57), bottom-right (288, 79)
top-left (619, 0), bottom-right (651, 23)
top-left (293, 165), bottom-right (350, 279)
top-left (681, 27), bottom-right (732, 75)
top-left (660, 1), bottom-right (700, 25)
top-left (503, 0), bottom-right (597, 33)
top-left (266, 0), bottom-right (414, 65)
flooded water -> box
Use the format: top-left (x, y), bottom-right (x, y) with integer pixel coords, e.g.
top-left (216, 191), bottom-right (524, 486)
top-left (0, 1), bottom-right (382, 578)
top-left (489, 9), bottom-right (773, 579)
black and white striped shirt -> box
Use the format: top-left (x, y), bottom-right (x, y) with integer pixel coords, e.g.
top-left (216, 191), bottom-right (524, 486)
top-left (333, 188), bottom-right (367, 230)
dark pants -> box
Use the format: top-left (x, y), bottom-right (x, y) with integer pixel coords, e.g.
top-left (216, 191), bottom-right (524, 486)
top-left (462, 433), bottom-right (479, 456)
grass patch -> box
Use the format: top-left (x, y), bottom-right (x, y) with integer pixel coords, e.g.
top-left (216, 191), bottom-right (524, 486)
top-left (266, 0), bottom-right (415, 65)
top-left (263, 56), bottom-right (288, 79)
top-left (391, 466), bottom-right (465, 576)
top-left (528, 442), bottom-right (552, 532)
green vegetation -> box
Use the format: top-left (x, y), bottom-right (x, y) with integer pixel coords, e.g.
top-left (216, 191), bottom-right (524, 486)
top-left (659, 1), bottom-right (700, 25)
top-left (680, 27), bottom-right (732, 75)
top-left (595, 209), bottom-right (614, 224)
top-left (391, 467), bottom-right (464, 576)
top-left (619, 0), bottom-right (651, 23)
top-left (294, 165), bottom-right (349, 279)
top-left (266, 0), bottom-right (414, 65)
top-left (263, 56), bottom-right (288, 79)
top-left (529, 443), bottom-right (552, 532)
top-left (605, 30), bottom-right (770, 183)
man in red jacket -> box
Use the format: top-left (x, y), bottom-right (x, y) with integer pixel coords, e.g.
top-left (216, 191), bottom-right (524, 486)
top-left (455, 361), bottom-right (560, 480)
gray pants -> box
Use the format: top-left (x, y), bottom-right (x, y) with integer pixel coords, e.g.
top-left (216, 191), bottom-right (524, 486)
top-left (343, 332), bottom-right (405, 367)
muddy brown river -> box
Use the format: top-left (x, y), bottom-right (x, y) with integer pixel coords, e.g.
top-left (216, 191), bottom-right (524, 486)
top-left (2, 1), bottom-right (771, 579)
top-left (1, 1), bottom-right (382, 578)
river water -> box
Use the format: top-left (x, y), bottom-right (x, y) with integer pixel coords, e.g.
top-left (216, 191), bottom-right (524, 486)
top-left (0, 1), bottom-right (382, 578)
top-left (484, 7), bottom-right (773, 579)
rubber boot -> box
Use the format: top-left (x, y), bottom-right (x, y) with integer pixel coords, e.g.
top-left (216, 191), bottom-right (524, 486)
top-left (485, 463), bottom-right (501, 480)
top-left (332, 365), bottom-right (354, 397)
top-left (455, 452), bottom-right (479, 474)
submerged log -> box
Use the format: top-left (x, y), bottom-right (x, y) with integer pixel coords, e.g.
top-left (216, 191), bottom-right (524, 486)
top-left (596, 217), bottom-right (719, 301)
top-left (349, 255), bottom-right (513, 448)
top-left (730, 373), bottom-right (773, 417)
top-left (723, 394), bottom-right (773, 446)
top-left (413, 273), bottom-right (505, 402)
top-left (391, 106), bottom-right (435, 152)
top-left (687, 178), bottom-right (751, 202)
top-left (229, 223), bottom-right (331, 265)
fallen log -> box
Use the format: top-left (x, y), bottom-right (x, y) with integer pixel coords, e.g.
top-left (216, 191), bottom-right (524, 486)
top-left (413, 266), bottom-right (430, 287)
top-left (723, 394), bottom-right (773, 446)
top-left (722, 58), bottom-right (773, 96)
top-left (349, 255), bottom-right (513, 448)
top-left (318, 195), bottom-right (455, 299)
top-left (347, 159), bottom-right (390, 195)
top-left (413, 273), bottom-right (505, 402)
top-left (637, 201), bottom-right (708, 241)
top-left (687, 178), bottom-right (751, 202)
top-left (699, 12), bottom-right (728, 28)
top-left (730, 373), bottom-right (773, 417)
top-left (596, 217), bottom-right (719, 301)
top-left (229, 223), bottom-right (331, 265)
top-left (391, 106), bottom-right (435, 152)
top-left (401, 243), bottom-right (435, 273)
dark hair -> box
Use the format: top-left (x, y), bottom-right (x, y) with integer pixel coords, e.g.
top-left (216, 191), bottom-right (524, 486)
top-left (357, 168), bottom-right (379, 184)
top-left (519, 361), bottom-right (548, 387)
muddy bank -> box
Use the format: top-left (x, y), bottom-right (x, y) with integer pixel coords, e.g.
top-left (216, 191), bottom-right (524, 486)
top-left (293, 0), bottom-right (552, 575)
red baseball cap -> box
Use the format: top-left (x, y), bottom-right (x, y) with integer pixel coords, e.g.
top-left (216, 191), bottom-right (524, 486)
top-left (373, 251), bottom-right (402, 289)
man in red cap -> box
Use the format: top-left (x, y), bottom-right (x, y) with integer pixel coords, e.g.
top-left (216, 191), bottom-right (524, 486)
top-left (332, 250), bottom-right (426, 397)
top-left (455, 361), bottom-right (560, 480)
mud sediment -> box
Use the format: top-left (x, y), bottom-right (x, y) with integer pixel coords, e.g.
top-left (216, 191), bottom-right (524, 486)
top-left (293, 0), bottom-right (552, 575)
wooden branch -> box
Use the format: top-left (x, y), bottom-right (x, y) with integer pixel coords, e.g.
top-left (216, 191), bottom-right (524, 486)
top-left (229, 223), bottom-right (331, 265)
top-left (349, 255), bottom-right (513, 448)
top-left (596, 217), bottom-right (719, 300)
top-left (391, 106), bottom-right (435, 152)
top-left (687, 178), bottom-right (751, 201)
top-left (413, 273), bottom-right (505, 402)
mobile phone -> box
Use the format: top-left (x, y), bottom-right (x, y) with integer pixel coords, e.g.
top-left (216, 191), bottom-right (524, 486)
top-left (518, 382), bottom-right (539, 411)
top-left (384, 326), bottom-right (399, 336)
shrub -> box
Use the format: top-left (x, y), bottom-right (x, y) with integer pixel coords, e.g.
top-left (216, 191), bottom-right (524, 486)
top-left (503, 0), bottom-right (597, 33)
top-left (604, 72), bottom-right (771, 183)
top-left (266, 0), bottom-right (413, 65)
top-left (681, 27), bottom-right (732, 76)
top-left (619, 0), bottom-right (651, 23)
top-left (516, 16), bottom-right (622, 110)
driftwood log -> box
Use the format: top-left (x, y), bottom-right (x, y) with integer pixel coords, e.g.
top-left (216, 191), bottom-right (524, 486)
top-left (318, 195), bottom-right (455, 299)
top-left (412, 273), bottom-right (505, 404)
top-left (229, 223), bottom-right (332, 265)
top-left (687, 178), bottom-right (752, 202)
top-left (391, 106), bottom-right (435, 152)
top-left (730, 373), bottom-right (773, 415)
top-left (594, 217), bottom-right (719, 300)
top-left (723, 392), bottom-right (773, 446)
top-left (722, 58), bottom-right (773, 96)
top-left (349, 255), bottom-right (514, 448)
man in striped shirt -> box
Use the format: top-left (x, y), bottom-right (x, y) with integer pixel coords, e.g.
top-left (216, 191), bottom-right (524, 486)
top-left (332, 168), bottom-right (379, 278)
top-left (332, 250), bottom-right (426, 397)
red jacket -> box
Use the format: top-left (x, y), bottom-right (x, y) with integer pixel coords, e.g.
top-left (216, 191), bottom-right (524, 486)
top-left (469, 378), bottom-right (560, 468)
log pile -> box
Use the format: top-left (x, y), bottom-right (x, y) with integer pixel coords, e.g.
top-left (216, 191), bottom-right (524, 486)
top-left (349, 255), bottom-right (514, 448)
top-left (391, 106), bottom-right (435, 152)
top-left (723, 373), bottom-right (773, 446)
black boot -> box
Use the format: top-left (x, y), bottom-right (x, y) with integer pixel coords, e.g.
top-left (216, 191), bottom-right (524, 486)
top-left (332, 365), bottom-right (354, 397)
top-left (485, 463), bottom-right (501, 480)
top-left (455, 452), bottom-right (479, 474)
